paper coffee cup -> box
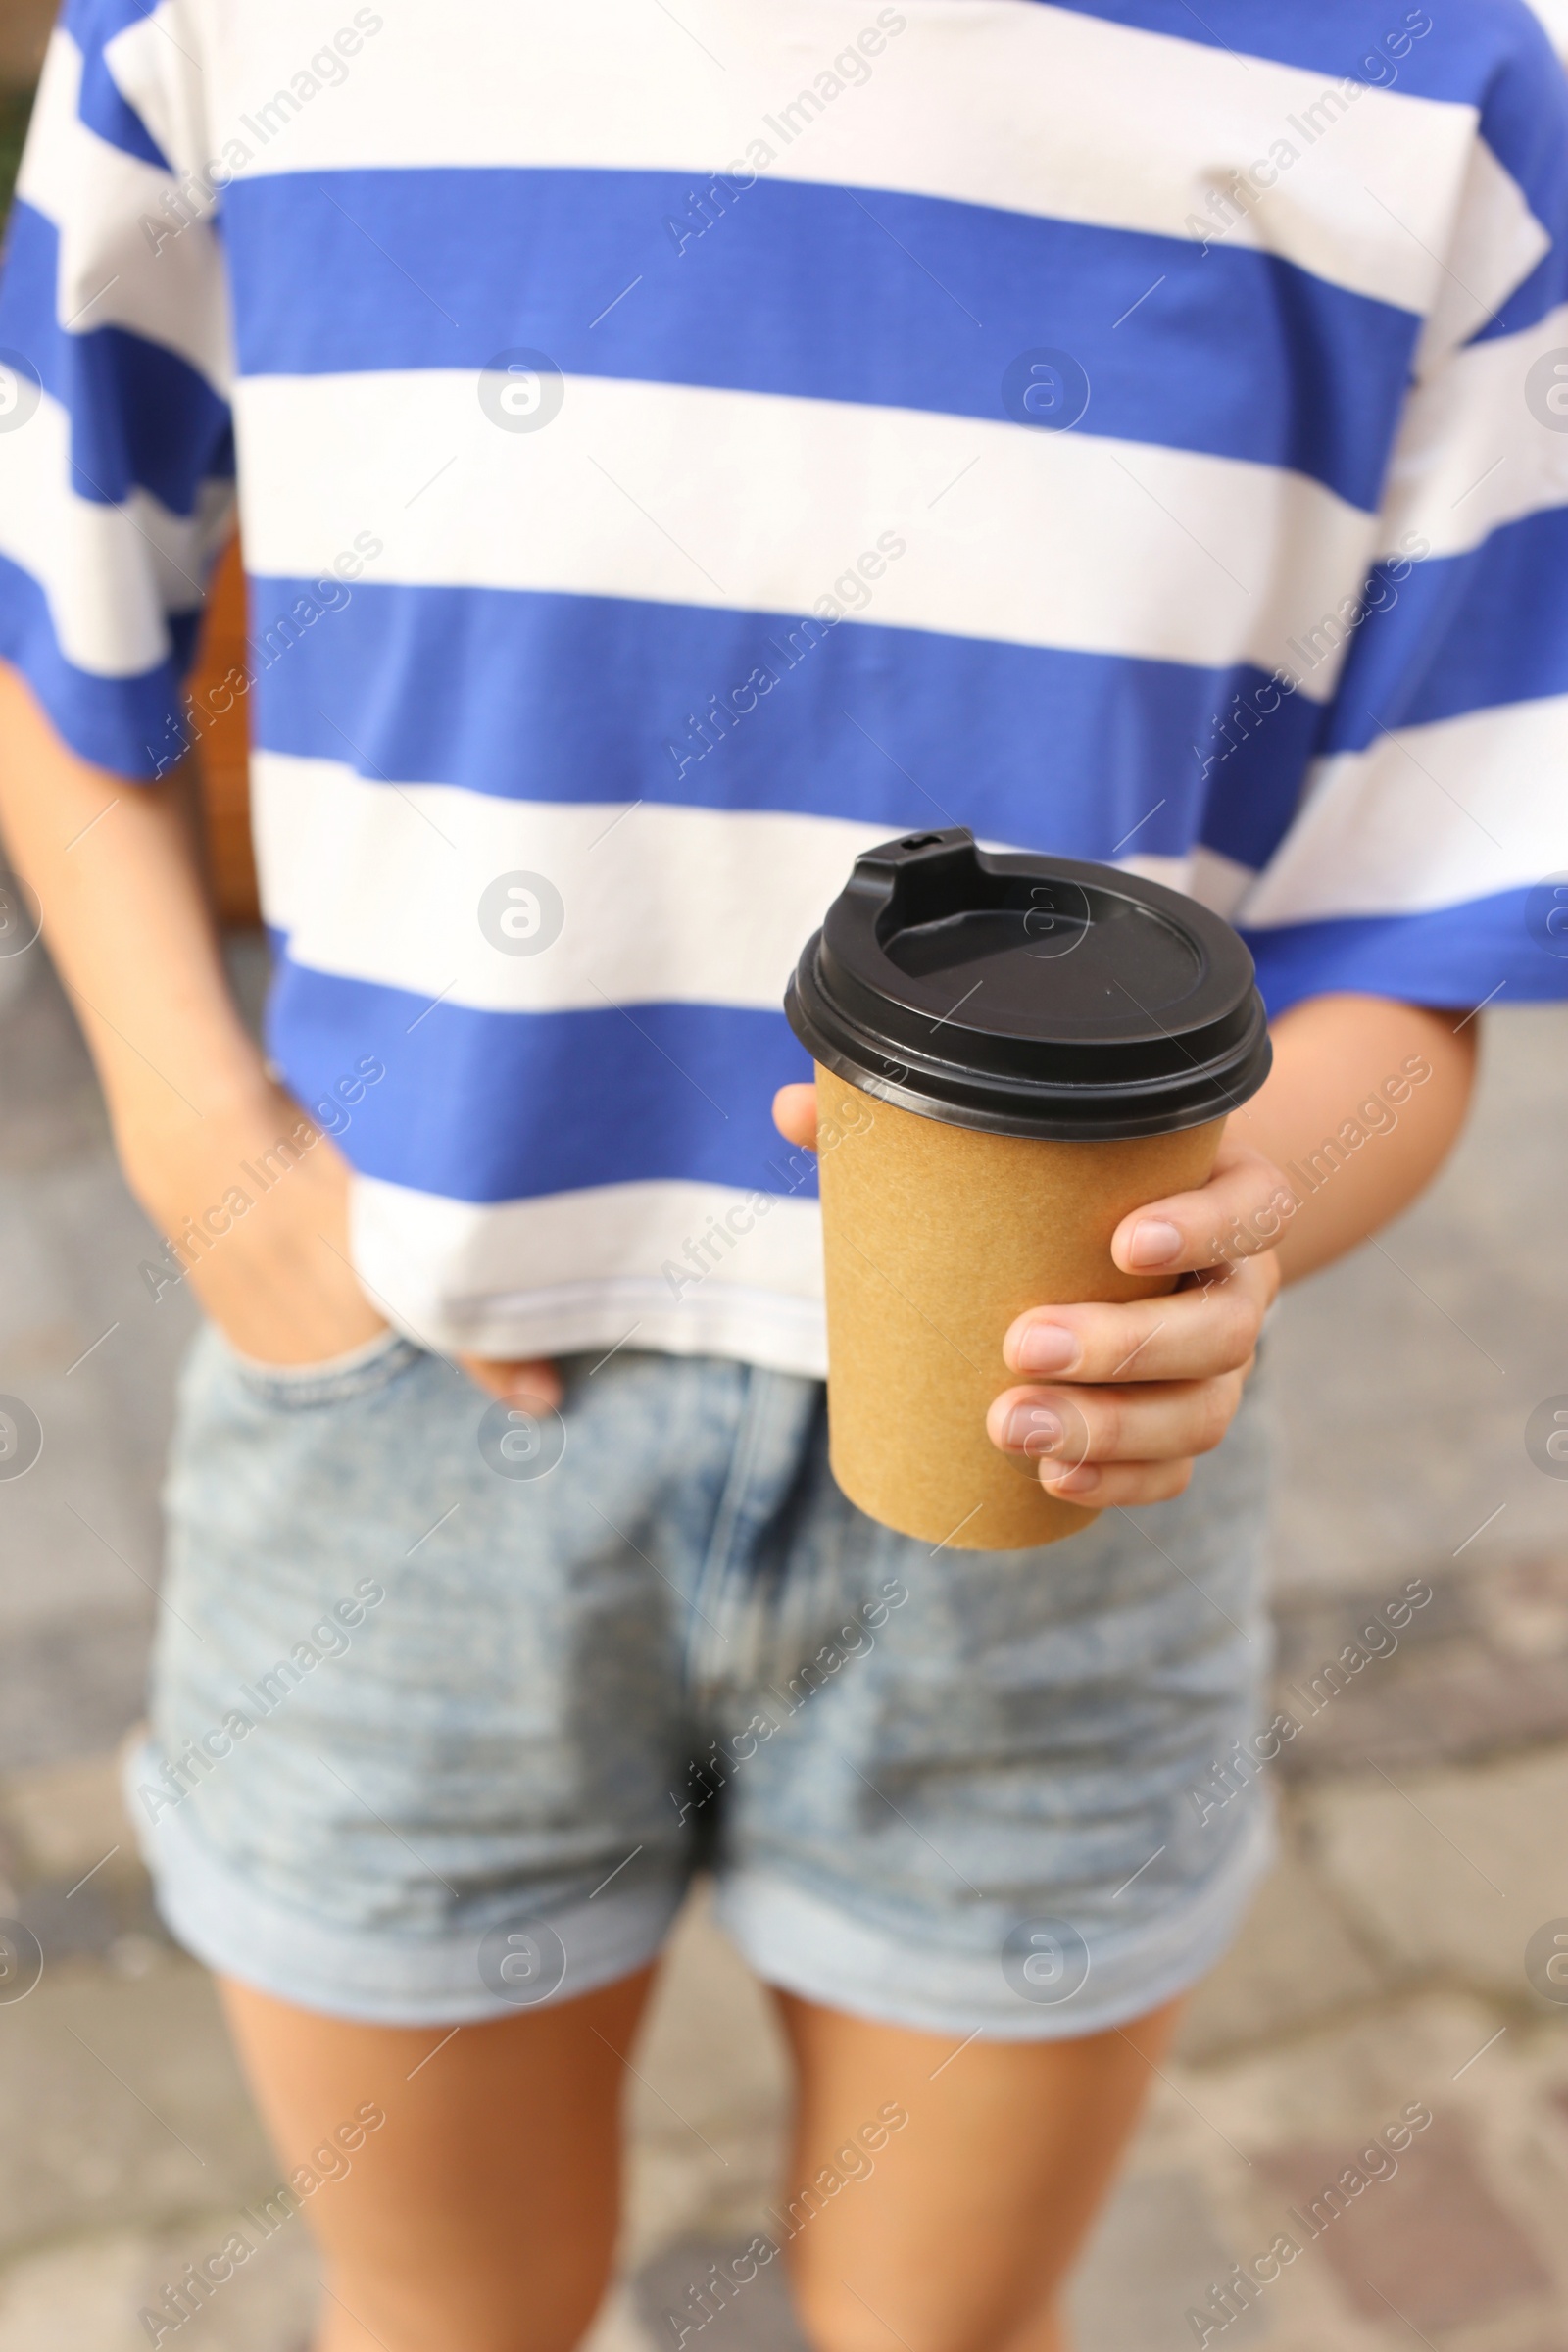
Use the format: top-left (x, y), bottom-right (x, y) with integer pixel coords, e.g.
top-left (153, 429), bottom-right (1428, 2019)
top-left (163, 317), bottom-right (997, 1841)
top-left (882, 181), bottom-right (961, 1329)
top-left (786, 829), bottom-right (1271, 1551)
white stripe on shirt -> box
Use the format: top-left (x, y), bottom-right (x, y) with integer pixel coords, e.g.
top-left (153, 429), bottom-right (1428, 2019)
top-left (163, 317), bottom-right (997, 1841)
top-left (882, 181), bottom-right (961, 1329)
top-left (351, 1171), bottom-right (829, 1372)
top-left (235, 368), bottom-right (1370, 683)
top-left (253, 753), bottom-right (890, 1011)
top-left (1412, 129), bottom-right (1553, 375)
top-left (255, 752), bottom-right (1197, 1012)
top-left (107, 0), bottom-right (1505, 320)
top-left (1382, 301), bottom-right (1568, 561)
top-left (20, 29), bottom-right (233, 394)
top-left (1238, 692), bottom-right (1568, 928)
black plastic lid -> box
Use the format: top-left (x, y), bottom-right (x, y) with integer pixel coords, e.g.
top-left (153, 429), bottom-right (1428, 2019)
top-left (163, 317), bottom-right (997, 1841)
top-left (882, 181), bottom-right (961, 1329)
top-left (785, 829), bottom-right (1271, 1140)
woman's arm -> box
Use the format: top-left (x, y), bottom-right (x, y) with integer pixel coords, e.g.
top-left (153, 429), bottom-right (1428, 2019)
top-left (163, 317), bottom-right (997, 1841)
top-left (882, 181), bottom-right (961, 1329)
top-left (0, 662), bottom-right (552, 1395)
top-left (0, 665), bottom-right (266, 1137)
top-left (0, 660), bottom-right (389, 1362)
top-left (1238, 993), bottom-right (1475, 1286)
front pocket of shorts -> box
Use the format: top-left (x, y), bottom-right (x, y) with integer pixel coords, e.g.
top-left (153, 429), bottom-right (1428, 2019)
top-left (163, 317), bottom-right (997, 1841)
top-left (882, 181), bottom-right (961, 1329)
top-left (218, 1325), bottom-right (422, 1411)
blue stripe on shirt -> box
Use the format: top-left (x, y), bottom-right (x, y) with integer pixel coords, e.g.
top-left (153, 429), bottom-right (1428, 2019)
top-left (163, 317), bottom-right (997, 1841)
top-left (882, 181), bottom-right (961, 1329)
top-left (274, 896), bottom-right (1568, 1201)
top-left (220, 168), bottom-right (1417, 510)
top-left (0, 553), bottom-right (194, 777)
top-left (246, 574), bottom-right (1325, 867)
top-left (1246, 886), bottom-right (1568, 1018)
top-left (0, 204), bottom-right (234, 513)
top-left (1458, 9), bottom-right (1568, 341)
top-left (1049, 0), bottom-right (1550, 114)
top-left (1323, 510), bottom-right (1568, 748)
top-left (60, 0), bottom-right (171, 170)
top-left (268, 965), bottom-right (816, 1203)
top-left (1055, 1), bottom-right (1568, 339)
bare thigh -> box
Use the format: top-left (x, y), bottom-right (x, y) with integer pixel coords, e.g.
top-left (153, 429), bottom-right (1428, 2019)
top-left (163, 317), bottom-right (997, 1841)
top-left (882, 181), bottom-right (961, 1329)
top-left (772, 1990), bottom-right (1182, 2352)
top-left (220, 1966), bottom-right (1174, 2352)
top-left (218, 1967), bottom-right (657, 2352)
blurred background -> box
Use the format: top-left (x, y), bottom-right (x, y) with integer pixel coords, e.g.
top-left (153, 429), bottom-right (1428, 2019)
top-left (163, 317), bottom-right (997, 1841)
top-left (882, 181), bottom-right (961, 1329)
top-left (3, 7), bottom-right (1568, 2347)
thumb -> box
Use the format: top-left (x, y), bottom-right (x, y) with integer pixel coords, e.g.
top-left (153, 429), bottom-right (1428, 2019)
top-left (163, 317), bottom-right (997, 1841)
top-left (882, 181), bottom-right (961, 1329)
top-left (772, 1082), bottom-right (817, 1152)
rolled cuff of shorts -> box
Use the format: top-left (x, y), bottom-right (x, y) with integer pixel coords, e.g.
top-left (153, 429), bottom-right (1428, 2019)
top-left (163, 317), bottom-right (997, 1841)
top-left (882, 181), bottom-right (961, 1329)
top-left (123, 1739), bottom-right (685, 2025)
top-left (714, 1801), bottom-right (1276, 2041)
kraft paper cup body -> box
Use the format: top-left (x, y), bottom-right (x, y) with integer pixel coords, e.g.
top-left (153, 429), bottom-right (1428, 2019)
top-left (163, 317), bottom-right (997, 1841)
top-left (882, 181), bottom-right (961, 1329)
top-left (814, 1066), bottom-right (1224, 1551)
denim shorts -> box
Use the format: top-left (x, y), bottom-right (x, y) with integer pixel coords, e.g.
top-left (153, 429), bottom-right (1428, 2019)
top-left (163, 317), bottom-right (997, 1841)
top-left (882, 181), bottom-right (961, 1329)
top-left (127, 1325), bottom-right (1275, 2035)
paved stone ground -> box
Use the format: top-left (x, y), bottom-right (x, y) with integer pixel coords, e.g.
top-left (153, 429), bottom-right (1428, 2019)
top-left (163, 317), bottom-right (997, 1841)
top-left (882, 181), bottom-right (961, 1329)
top-left (2, 921), bottom-right (1566, 2350)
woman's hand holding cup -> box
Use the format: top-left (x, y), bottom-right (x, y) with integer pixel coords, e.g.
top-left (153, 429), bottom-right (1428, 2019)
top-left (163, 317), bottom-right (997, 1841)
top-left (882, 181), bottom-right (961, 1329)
top-left (986, 1131), bottom-right (1287, 1506)
top-left (774, 1085), bottom-right (1286, 1514)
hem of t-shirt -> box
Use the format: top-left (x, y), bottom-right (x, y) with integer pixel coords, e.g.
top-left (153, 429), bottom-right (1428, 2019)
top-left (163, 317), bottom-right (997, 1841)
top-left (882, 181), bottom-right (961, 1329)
top-left (386, 1282), bottom-right (829, 1382)
top-left (0, 557), bottom-right (190, 783)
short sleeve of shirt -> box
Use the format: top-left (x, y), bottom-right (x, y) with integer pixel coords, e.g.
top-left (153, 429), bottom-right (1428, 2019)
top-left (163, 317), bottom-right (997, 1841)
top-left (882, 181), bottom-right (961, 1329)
top-left (1226, 5), bottom-right (1568, 1013)
top-left (0, 0), bottom-right (234, 780)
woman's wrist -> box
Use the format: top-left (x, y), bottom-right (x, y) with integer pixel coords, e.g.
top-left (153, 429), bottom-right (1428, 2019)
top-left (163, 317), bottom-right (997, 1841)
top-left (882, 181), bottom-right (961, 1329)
top-left (110, 1060), bottom-right (293, 1218)
top-left (1240, 996), bottom-right (1477, 1289)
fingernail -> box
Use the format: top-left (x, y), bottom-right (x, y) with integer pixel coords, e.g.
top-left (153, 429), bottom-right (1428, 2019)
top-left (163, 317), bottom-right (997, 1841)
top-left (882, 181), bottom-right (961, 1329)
top-left (1016, 1322), bottom-right (1080, 1374)
top-left (1004, 1404), bottom-right (1064, 1454)
top-left (1048, 1463), bottom-right (1101, 1497)
top-left (1126, 1218), bottom-right (1183, 1268)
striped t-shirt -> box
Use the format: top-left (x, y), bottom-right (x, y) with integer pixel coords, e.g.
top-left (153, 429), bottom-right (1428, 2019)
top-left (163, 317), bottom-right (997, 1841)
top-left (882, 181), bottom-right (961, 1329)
top-left (3, 0), bottom-right (1566, 1375)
